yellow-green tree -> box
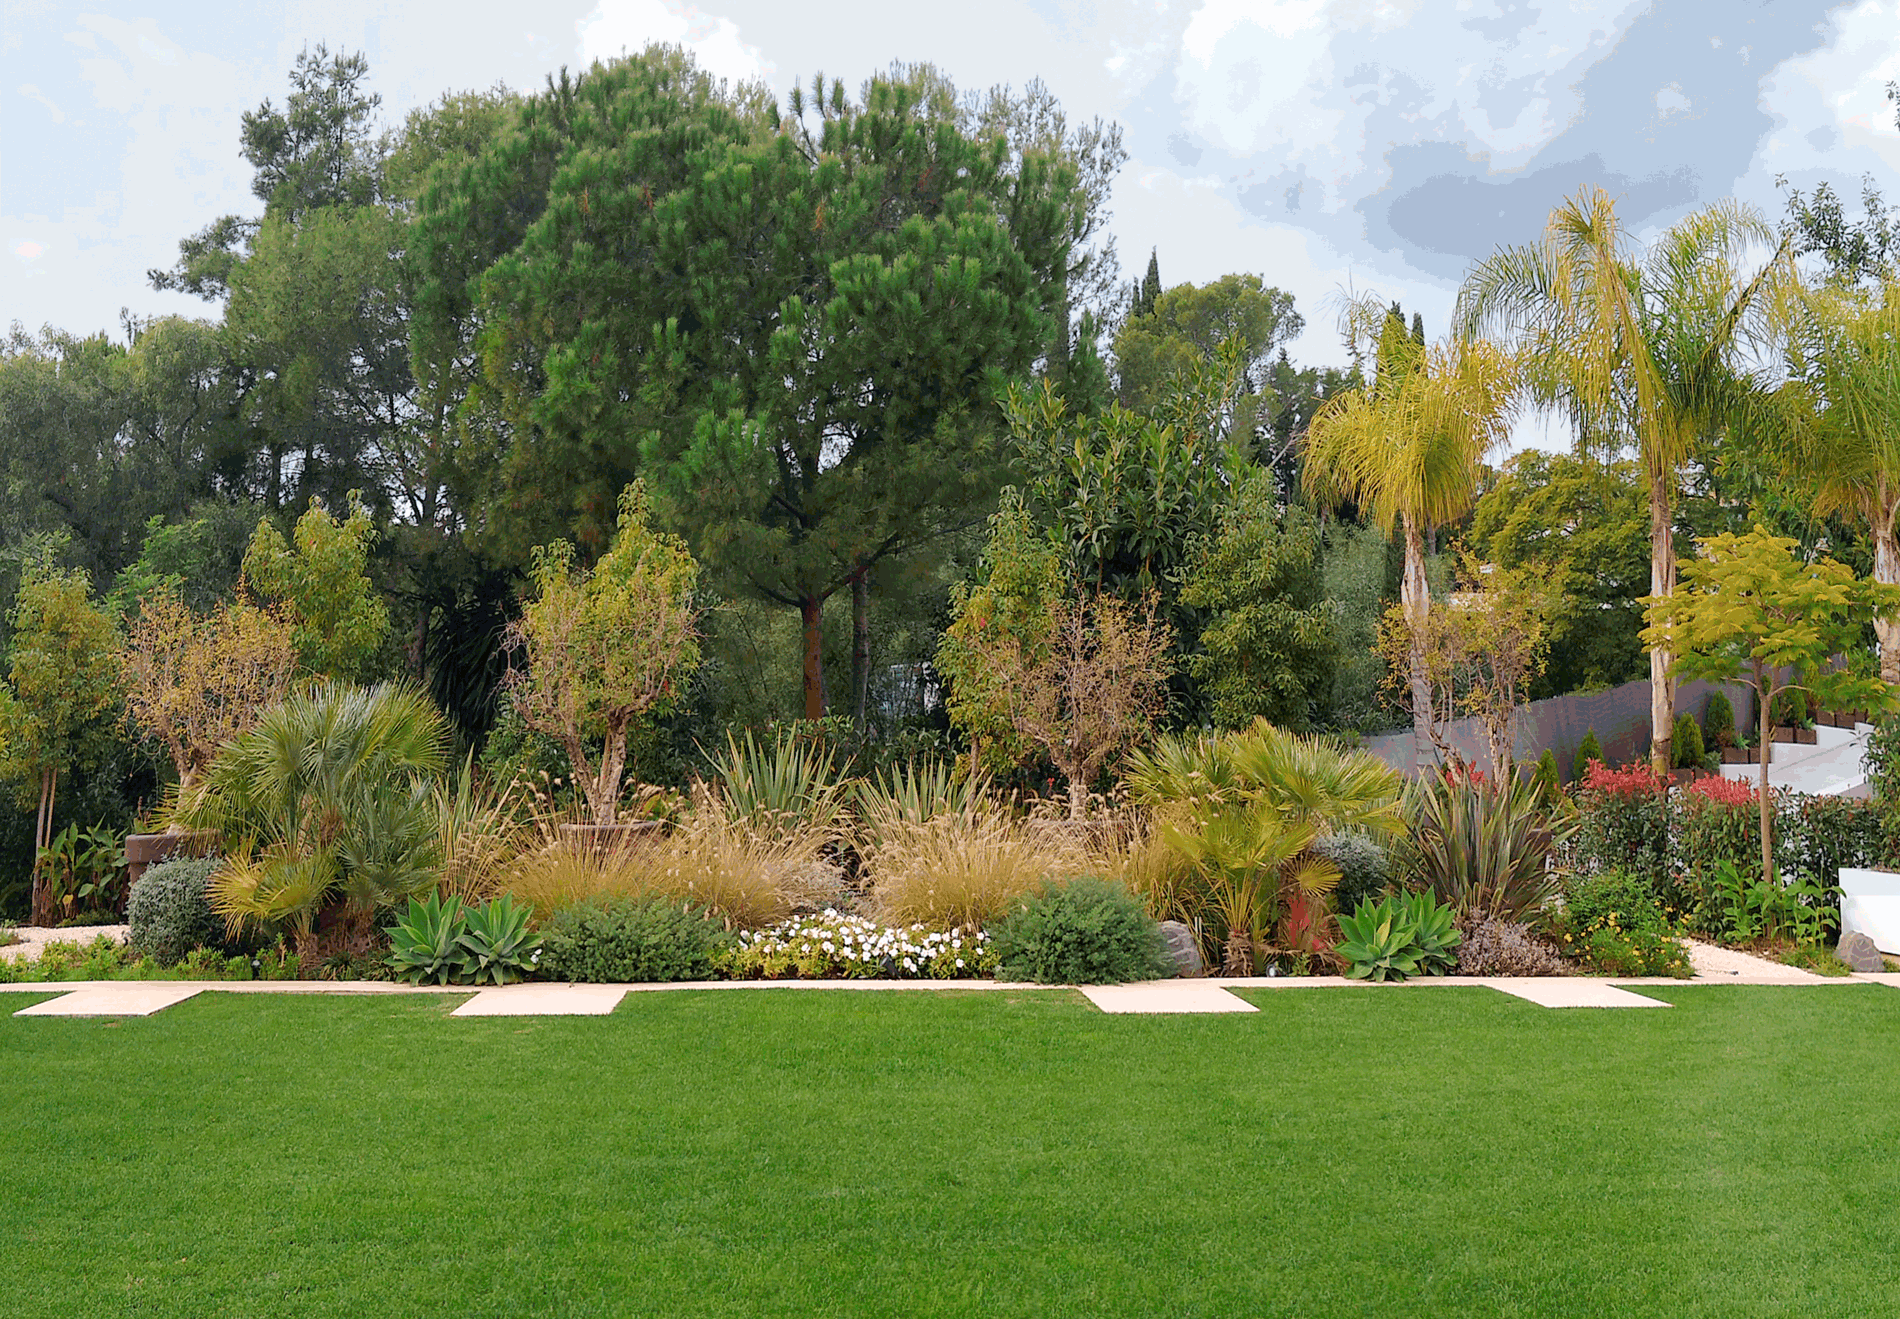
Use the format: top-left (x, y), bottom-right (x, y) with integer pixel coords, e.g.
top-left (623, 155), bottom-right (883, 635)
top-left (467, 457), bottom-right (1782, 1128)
top-left (1303, 300), bottom-right (1517, 770)
top-left (0, 564), bottom-right (121, 922)
top-left (242, 492), bottom-right (390, 680)
top-left (1642, 527), bottom-right (1900, 884)
top-left (122, 588), bottom-right (299, 801)
top-left (1457, 188), bottom-right (1784, 771)
top-left (503, 484), bottom-right (701, 828)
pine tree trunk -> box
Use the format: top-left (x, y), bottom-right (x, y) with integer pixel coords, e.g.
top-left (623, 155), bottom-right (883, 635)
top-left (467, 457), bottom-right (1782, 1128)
top-left (800, 596), bottom-right (827, 721)
top-left (1401, 511), bottom-right (1434, 773)
top-left (851, 571), bottom-right (871, 729)
top-left (1649, 465), bottom-right (1676, 775)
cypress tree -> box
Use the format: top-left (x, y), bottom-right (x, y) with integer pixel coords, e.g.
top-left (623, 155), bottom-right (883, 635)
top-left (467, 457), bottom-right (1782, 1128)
top-left (1136, 248), bottom-right (1160, 317)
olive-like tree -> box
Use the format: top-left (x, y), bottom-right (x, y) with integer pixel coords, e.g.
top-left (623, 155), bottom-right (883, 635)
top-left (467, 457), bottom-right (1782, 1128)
top-left (503, 484), bottom-right (700, 828)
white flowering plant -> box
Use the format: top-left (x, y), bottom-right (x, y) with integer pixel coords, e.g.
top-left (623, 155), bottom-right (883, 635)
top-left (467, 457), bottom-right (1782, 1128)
top-left (727, 910), bottom-right (997, 980)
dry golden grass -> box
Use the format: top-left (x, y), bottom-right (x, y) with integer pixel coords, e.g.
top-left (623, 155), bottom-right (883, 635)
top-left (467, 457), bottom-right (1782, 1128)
top-left (497, 791), bottom-right (827, 929)
top-left (860, 803), bottom-right (1099, 929)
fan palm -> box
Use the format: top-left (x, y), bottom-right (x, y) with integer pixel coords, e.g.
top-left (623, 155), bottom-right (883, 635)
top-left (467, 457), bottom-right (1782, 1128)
top-left (1456, 188), bottom-right (1785, 770)
top-left (1125, 719), bottom-right (1403, 969)
top-left (1303, 301), bottom-right (1518, 770)
top-left (179, 682), bottom-right (452, 933)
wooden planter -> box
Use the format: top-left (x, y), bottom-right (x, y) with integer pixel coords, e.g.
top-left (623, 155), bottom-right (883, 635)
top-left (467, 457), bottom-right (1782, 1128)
top-left (124, 829), bottom-right (219, 888)
top-left (1718, 746), bottom-right (1753, 765)
top-left (557, 820), bottom-right (664, 854)
top-left (1820, 709), bottom-right (1869, 729)
top-left (1770, 725), bottom-right (1819, 745)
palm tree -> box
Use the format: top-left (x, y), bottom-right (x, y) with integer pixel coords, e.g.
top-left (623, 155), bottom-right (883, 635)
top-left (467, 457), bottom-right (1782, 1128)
top-left (1303, 300), bottom-right (1518, 771)
top-left (1125, 718), bottom-right (1404, 972)
top-left (1456, 188), bottom-right (1783, 771)
top-left (180, 682), bottom-right (452, 934)
top-left (1774, 280), bottom-right (1900, 682)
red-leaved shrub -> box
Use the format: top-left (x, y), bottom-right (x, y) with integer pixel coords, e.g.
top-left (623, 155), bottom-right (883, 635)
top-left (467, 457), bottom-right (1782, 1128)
top-left (1684, 775), bottom-right (1757, 807)
top-left (1580, 759), bottom-right (1666, 798)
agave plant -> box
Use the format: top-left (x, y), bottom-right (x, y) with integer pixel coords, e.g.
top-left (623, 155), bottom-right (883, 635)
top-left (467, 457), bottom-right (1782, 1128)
top-left (1124, 718), bottom-right (1404, 970)
top-left (1335, 892), bottom-right (1461, 981)
top-left (386, 891), bottom-right (470, 985)
top-left (181, 682), bottom-right (452, 934)
top-left (1401, 771), bottom-right (1575, 923)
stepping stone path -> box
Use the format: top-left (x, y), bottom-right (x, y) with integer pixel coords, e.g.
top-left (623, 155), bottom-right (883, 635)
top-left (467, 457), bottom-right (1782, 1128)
top-left (451, 984), bottom-right (629, 1016)
top-left (14, 984), bottom-right (203, 1017)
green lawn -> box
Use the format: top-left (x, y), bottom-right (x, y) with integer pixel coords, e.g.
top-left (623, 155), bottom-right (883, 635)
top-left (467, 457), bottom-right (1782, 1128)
top-left (5, 984), bottom-right (1899, 1318)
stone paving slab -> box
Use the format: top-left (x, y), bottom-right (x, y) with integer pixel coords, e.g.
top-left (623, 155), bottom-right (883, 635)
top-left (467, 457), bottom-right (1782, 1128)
top-left (451, 984), bottom-right (627, 1016)
top-left (1487, 979), bottom-right (1668, 1008)
top-left (1079, 982), bottom-right (1258, 1013)
top-left (1852, 972), bottom-right (1900, 987)
top-left (13, 984), bottom-right (203, 1017)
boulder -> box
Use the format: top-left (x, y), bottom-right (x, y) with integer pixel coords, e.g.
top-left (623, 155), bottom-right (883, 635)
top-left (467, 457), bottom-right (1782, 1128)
top-left (1157, 920), bottom-right (1205, 977)
top-left (1837, 930), bottom-right (1884, 974)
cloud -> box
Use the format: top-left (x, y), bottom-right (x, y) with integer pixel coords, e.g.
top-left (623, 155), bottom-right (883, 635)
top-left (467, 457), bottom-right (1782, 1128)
top-left (1160, 0), bottom-right (1845, 282)
top-left (576, 0), bottom-right (769, 86)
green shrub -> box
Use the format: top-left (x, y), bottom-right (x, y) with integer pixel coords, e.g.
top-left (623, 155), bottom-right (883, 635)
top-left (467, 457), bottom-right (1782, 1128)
top-left (1571, 761), bottom-right (1671, 892)
top-left (1769, 688), bottom-right (1813, 729)
top-left (1571, 730), bottom-right (1604, 782)
top-left (1529, 750), bottom-right (1561, 804)
top-left (1672, 712), bottom-right (1705, 769)
top-left (990, 877), bottom-right (1171, 985)
top-left (1555, 869), bottom-right (1691, 977)
top-left (126, 856), bottom-right (225, 965)
top-left (1311, 832), bottom-right (1389, 916)
top-left (1335, 892), bottom-right (1461, 981)
top-left (1703, 691), bottom-right (1738, 750)
top-left (539, 897), bottom-right (732, 983)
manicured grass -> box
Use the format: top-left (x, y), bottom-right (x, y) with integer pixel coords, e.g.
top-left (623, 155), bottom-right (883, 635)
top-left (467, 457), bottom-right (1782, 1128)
top-left (5, 983), bottom-right (1900, 1317)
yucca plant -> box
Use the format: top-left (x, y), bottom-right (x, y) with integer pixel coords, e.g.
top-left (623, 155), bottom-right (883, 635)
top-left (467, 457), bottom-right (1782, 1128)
top-left (704, 728), bottom-right (850, 842)
top-left (1401, 771), bottom-right (1574, 923)
top-left (853, 759), bottom-right (989, 843)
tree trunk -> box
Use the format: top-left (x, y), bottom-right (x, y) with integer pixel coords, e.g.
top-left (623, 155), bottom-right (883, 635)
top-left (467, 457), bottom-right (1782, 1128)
top-left (800, 596), bottom-right (827, 722)
top-left (1401, 511), bottom-right (1434, 773)
top-left (1757, 666), bottom-right (1775, 886)
top-left (1067, 768), bottom-right (1088, 822)
top-left (30, 766), bottom-right (55, 926)
top-left (1874, 493), bottom-right (1900, 685)
top-left (851, 571), bottom-right (871, 729)
top-left (1648, 465), bottom-right (1677, 775)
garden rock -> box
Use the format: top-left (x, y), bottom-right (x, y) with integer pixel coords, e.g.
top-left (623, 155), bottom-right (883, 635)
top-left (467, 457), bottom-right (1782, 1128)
top-left (1837, 930), bottom-right (1884, 973)
top-left (1157, 920), bottom-right (1204, 977)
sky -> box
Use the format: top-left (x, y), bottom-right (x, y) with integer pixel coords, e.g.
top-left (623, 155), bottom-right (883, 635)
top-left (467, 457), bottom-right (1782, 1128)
top-left (8, 0), bottom-right (1900, 397)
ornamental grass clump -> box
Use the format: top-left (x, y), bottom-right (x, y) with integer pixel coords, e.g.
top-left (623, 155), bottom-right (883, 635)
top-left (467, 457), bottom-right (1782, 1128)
top-left (500, 799), bottom-right (819, 930)
top-left (729, 910), bottom-right (995, 980)
top-left (1401, 770), bottom-right (1571, 923)
top-left (860, 801), bottom-right (1089, 929)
